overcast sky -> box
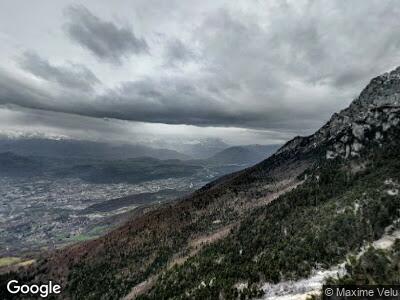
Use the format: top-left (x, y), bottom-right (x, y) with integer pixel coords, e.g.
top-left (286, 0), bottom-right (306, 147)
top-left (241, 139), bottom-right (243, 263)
top-left (1, 0), bottom-right (400, 148)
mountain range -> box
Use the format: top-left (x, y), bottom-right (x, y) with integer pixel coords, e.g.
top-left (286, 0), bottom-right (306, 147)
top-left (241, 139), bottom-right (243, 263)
top-left (207, 144), bottom-right (280, 165)
top-left (0, 139), bottom-right (190, 161)
top-left (0, 143), bottom-right (281, 183)
top-left (1, 67), bottom-right (400, 299)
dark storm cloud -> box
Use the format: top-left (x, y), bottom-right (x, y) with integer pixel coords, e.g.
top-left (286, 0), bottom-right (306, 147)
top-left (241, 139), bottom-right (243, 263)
top-left (0, 70), bottom-right (86, 121)
top-left (0, 65), bottom-right (326, 131)
top-left (0, 71), bottom-right (52, 109)
top-left (98, 78), bottom-right (260, 127)
top-left (19, 52), bottom-right (100, 92)
top-left (64, 5), bottom-right (148, 64)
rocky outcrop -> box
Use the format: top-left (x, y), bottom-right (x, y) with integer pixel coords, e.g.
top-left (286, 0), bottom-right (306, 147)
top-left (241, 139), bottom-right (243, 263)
top-left (276, 66), bottom-right (400, 160)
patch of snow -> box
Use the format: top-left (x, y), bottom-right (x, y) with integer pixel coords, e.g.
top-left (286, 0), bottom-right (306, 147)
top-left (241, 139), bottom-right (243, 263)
top-left (283, 228), bottom-right (288, 236)
top-left (326, 151), bottom-right (336, 160)
top-left (351, 141), bottom-right (363, 154)
top-left (259, 228), bottom-right (400, 300)
top-left (337, 207), bottom-right (346, 214)
top-left (372, 230), bottom-right (400, 250)
top-left (353, 202), bottom-right (360, 213)
top-left (384, 179), bottom-right (395, 185)
top-left (382, 122), bottom-right (391, 131)
top-left (235, 282), bottom-right (248, 292)
top-left (345, 145), bottom-right (351, 158)
top-left (209, 278), bottom-right (215, 286)
top-left (261, 266), bottom-right (345, 300)
top-left (387, 189), bottom-right (399, 196)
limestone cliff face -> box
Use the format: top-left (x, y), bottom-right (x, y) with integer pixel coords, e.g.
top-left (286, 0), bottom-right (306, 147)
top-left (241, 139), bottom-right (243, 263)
top-left (276, 67), bottom-right (400, 160)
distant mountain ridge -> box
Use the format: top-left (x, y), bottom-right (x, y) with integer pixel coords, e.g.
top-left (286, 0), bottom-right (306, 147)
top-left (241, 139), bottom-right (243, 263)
top-left (0, 152), bottom-right (44, 176)
top-left (0, 138), bottom-right (191, 161)
top-left (207, 144), bottom-right (280, 165)
top-left (0, 143), bottom-right (280, 183)
top-left (0, 152), bottom-right (202, 184)
top-left (0, 138), bottom-right (279, 164)
top-left (176, 138), bottom-right (229, 159)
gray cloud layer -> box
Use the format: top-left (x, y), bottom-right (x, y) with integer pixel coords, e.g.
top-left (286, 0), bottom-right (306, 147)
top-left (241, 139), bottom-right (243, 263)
top-left (163, 38), bottom-right (197, 67)
top-left (2, 0), bottom-right (400, 142)
top-left (0, 105), bottom-right (293, 147)
top-left (0, 67), bottom-right (321, 130)
top-left (64, 4), bottom-right (148, 64)
top-left (19, 52), bottom-right (100, 92)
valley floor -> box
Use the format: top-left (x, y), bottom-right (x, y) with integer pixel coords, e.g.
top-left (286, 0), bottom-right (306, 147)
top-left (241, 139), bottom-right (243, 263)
top-left (0, 175), bottom-right (200, 256)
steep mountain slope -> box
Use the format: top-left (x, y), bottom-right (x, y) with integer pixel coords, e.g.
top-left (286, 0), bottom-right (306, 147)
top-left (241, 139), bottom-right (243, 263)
top-left (1, 67), bottom-right (400, 299)
top-left (144, 150), bottom-right (400, 299)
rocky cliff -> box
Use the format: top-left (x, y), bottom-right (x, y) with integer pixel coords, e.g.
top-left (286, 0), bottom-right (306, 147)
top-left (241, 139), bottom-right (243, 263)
top-left (276, 67), bottom-right (400, 160)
